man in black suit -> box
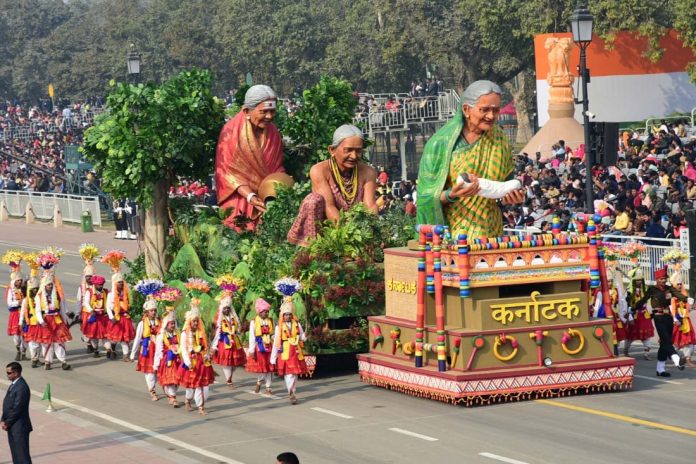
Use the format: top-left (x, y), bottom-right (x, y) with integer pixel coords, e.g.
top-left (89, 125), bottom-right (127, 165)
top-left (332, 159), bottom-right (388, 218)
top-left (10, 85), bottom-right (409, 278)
top-left (1, 362), bottom-right (32, 463)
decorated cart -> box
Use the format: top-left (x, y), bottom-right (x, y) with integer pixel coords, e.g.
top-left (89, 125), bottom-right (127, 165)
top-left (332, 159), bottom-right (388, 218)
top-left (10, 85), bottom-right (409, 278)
top-left (358, 218), bottom-right (635, 405)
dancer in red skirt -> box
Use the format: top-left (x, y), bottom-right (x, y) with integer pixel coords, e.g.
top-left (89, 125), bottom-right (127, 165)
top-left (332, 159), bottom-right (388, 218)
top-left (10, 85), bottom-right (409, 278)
top-left (5, 265), bottom-right (26, 361)
top-left (77, 244), bottom-right (100, 354)
top-left (624, 269), bottom-right (654, 359)
top-left (130, 299), bottom-right (160, 400)
top-left (671, 272), bottom-right (696, 367)
top-left (593, 264), bottom-right (629, 349)
top-left (246, 298), bottom-right (275, 394)
top-left (76, 262), bottom-right (96, 353)
top-left (177, 305), bottom-right (214, 415)
top-left (154, 311), bottom-right (181, 407)
top-left (211, 294), bottom-right (246, 388)
top-left (19, 273), bottom-right (41, 367)
top-left (271, 278), bottom-right (307, 405)
top-left (83, 275), bottom-right (110, 358)
top-left (34, 271), bottom-right (71, 370)
top-left (106, 272), bottom-right (135, 361)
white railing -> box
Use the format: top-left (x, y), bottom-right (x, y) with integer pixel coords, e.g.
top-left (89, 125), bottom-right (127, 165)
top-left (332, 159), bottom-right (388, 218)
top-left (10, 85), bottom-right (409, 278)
top-left (0, 189), bottom-right (102, 226)
top-left (355, 90), bottom-right (460, 136)
top-left (503, 228), bottom-right (690, 287)
top-left (602, 233), bottom-right (690, 286)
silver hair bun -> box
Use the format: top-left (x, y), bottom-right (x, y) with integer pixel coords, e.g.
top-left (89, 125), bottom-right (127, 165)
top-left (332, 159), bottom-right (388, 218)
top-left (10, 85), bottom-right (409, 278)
top-left (243, 85), bottom-right (277, 109)
top-left (331, 124), bottom-right (364, 148)
top-left (461, 80), bottom-right (502, 106)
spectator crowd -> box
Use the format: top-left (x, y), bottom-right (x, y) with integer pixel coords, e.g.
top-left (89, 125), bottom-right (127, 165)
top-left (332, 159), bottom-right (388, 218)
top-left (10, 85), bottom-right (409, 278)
top-left (0, 100), bottom-right (103, 195)
top-left (498, 119), bottom-right (696, 242)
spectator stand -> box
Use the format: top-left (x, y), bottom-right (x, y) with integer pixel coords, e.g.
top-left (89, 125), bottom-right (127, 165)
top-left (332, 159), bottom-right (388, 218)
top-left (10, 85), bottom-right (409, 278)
top-left (355, 89), bottom-right (460, 181)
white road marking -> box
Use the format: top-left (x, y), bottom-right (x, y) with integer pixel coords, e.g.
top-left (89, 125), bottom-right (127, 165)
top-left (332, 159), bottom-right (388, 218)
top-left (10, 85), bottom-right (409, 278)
top-left (246, 390), bottom-right (282, 400)
top-left (388, 427), bottom-right (438, 442)
top-left (479, 452), bottom-right (530, 464)
top-left (634, 374), bottom-right (684, 385)
top-left (311, 407), bottom-right (353, 419)
top-left (65, 272), bottom-right (83, 277)
top-left (0, 380), bottom-right (246, 464)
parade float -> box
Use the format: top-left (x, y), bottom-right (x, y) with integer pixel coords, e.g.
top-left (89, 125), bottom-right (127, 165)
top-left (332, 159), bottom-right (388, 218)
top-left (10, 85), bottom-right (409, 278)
top-left (106, 78), bottom-right (406, 378)
top-left (358, 217), bottom-right (635, 405)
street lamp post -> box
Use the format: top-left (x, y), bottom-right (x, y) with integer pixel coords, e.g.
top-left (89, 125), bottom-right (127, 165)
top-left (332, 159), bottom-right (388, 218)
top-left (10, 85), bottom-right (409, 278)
top-left (570, 4), bottom-right (594, 213)
top-left (126, 45), bottom-right (142, 84)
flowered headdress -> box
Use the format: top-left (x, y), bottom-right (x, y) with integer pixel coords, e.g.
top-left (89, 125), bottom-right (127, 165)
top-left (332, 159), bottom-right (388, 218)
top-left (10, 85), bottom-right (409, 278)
top-left (601, 242), bottom-right (624, 261)
top-left (274, 277), bottom-right (302, 316)
top-left (2, 249), bottom-right (24, 281)
top-left (36, 247), bottom-right (63, 271)
top-left (101, 250), bottom-right (126, 283)
top-left (23, 252), bottom-right (40, 290)
top-left (185, 278), bottom-right (210, 308)
top-left (621, 241), bottom-right (647, 260)
top-left (135, 278), bottom-right (165, 311)
top-left (36, 247), bottom-right (64, 299)
top-left (662, 248), bottom-right (689, 266)
top-left (215, 274), bottom-right (243, 326)
top-left (78, 243), bottom-right (99, 276)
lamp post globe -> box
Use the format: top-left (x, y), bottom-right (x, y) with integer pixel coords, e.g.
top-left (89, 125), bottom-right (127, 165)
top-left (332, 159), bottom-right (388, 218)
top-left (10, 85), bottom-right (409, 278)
top-left (126, 46), bottom-right (142, 82)
top-left (570, 4), bottom-right (593, 46)
top-left (570, 4), bottom-right (594, 213)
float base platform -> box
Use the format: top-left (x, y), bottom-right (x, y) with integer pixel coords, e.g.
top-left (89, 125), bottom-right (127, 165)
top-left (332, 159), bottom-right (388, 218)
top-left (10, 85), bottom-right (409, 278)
top-left (357, 353), bottom-right (635, 406)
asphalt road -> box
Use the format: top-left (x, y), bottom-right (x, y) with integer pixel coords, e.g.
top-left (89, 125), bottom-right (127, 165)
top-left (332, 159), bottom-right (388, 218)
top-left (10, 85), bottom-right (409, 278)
top-left (1, 240), bottom-right (696, 464)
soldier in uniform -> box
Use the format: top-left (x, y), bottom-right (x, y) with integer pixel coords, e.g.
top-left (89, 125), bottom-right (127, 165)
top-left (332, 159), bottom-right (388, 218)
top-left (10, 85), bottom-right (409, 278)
top-left (634, 267), bottom-right (689, 377)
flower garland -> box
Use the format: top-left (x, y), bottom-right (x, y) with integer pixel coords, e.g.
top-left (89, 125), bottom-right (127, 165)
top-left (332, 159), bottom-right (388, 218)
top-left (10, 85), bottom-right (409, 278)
top-left (662, 248), bottom-right (689, 266)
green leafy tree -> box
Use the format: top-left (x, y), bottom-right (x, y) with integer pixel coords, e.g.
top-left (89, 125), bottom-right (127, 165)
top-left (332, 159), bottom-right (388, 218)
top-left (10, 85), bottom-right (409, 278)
top-left (81, 69), bottom-right (225, 276)
top-left (282, 76), bottom-right (357, 180)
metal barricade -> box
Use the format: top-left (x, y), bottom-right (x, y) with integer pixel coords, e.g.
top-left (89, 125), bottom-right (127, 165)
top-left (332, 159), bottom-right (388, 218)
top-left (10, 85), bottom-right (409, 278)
top-left (503, 228), bottom-right (690, 287)
top-left (0, 189), bottom-right (102, 226)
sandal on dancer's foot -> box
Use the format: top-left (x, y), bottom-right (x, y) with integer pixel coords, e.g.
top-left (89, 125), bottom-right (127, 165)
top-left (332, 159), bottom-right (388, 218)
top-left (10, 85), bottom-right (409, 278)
top-left (150, 390), bottom-right (159, 401)
top-left (226, 380), bottom-right (235, 389)
top-left (185, 399), bottom-right (193, 411)
top-left (265, 387), bottom-right (273, 395)
top-left (290, 393), bottom-right (298, 405)
top-left (254, 381), bottom-right (261, 394)
top-left (643, 349), bottom-right (651, 360)
top-left (198, 406), bottom-right (208, 416)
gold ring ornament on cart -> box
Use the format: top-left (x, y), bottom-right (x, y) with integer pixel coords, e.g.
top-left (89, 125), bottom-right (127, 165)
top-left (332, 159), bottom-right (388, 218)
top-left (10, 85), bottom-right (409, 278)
top-left (560, 328), bottom-right (585, 355)
top-left (493, 333), bottom-right (519, 362)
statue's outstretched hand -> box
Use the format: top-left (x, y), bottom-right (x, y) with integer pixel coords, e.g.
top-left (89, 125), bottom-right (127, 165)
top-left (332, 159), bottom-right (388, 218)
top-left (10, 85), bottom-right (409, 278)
top-left (450, 173), bottom-right (480, 199)
top-left (500, 189), bottom-right (525, 205)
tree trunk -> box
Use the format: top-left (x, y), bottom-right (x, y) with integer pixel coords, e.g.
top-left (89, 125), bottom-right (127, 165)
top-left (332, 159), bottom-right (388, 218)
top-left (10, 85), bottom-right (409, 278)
top-left (504, 69), bottom-right (535, 146)
top-left (144, 179), bottom-right (170, 277)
